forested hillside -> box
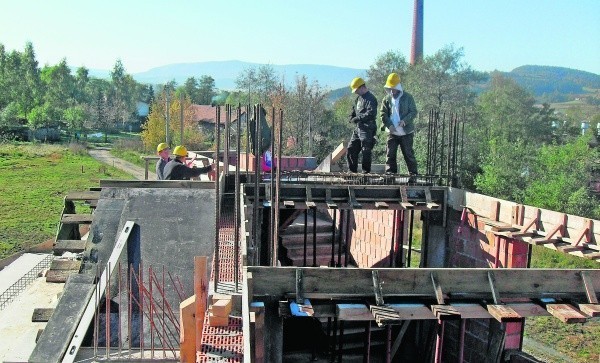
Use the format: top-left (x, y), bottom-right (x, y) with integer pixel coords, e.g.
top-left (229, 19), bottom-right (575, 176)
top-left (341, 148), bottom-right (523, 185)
top-left (502, 65), bottom-right (600, 102)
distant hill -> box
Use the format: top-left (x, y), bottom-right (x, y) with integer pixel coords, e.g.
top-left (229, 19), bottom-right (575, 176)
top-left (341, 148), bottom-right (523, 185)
top-left (501, 65), bottom-right (600, 102)
top-left (114, 60), bottom-right (367, 91)
top-left (88, 62), bottom-right (599, 105)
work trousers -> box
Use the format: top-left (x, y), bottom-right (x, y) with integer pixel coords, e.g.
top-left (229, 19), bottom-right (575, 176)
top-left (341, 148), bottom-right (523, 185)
top-left (385, 132), bottom-right (418, 175)
top-left (347, 128), bottom-right (375, 173)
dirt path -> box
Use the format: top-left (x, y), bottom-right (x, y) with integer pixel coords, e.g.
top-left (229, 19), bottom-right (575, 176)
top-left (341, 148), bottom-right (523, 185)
top-left (88, 148), bottom-right (152, 181)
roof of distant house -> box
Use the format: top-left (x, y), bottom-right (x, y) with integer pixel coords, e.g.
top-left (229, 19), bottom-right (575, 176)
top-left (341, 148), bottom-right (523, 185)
top-left (189, 104), bottom-right (247, 124)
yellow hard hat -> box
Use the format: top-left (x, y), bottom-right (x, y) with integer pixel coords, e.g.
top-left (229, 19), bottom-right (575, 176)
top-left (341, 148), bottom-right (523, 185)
top-left (172, 145), bottom-right (188, 157)
top-left (156, 142), bottom-right (169, 153)
top-left (385, 73), bottom-right (401, 89)
top-left (350, 77), bottom-right (365, 93)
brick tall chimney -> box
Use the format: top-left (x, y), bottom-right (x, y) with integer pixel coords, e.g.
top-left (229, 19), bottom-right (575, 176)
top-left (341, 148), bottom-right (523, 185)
top-left (410, 0), bottom-right (424, 65)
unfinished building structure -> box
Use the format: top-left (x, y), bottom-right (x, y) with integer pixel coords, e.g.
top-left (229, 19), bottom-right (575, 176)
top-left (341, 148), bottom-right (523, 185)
top-left (14, 104), bottom-right (597, 363)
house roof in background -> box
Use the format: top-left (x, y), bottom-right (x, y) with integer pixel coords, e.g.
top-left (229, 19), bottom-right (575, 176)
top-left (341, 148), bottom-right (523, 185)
top-left (189, 104), bottom-right (246, 124)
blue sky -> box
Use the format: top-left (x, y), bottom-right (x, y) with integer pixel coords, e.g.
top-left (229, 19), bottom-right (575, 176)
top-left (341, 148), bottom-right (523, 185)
top-left (1, 0), bottom-right (598, 74)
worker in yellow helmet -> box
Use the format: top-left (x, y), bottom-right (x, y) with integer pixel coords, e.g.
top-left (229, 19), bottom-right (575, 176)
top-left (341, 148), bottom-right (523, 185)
top-left (155, 142), bottom-right (171, 180)
top-left (379, 73), bottom-right (418, 181)
top-left (347, 77), bottom-right (378, 173)
top-left (163, 145), bottom-right (213, 180)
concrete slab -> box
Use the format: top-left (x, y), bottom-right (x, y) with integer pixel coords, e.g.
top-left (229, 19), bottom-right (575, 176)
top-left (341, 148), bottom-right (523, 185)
top-left (0, 277), bottom-right (64, 362)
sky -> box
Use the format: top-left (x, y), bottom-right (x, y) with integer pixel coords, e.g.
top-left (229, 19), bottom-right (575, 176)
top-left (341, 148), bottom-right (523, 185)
top-left (0, 0), bottom-right (599, 75)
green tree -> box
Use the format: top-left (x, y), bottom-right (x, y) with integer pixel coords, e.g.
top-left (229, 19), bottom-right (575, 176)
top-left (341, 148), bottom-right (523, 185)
top-left (110, 59), bottom-right (137, 128)
top-left (366, 50), bottom-right (409, 100)
top-left (236, 66), bottom-right (258, 105)
top-left (523, 136), bottom-right (600, 219)
top-left (41, 59), bottom-right (76, 116)
top-left (198, 75), bottom-right (216, 104)
top-left (19, 42), bottom-right (42, 118)
top-left (63, 105), bottom-right (87, 139)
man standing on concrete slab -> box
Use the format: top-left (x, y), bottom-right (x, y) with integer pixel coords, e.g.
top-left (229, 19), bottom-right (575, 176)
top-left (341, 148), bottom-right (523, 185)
top-left (346, 77), bottom-right (378, 173)
top-left (379, 73), bottom-right (418, 178)
top-left (164, 145), bottom-right (213, 180)
top-left (155, 143), bottom-right (171, 180)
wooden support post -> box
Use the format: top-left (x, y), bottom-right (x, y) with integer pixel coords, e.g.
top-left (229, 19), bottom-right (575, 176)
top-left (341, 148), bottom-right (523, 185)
top-left (250, 302), bottom-right (265, 363)
top-left (194, 256), bottom-right (208, 356)
top-left (179, 295), bottom-right (196, 363)
top-left (348, 187), bottom-right (362, 209)
top-left (399, 186), bottom-right (413, 209)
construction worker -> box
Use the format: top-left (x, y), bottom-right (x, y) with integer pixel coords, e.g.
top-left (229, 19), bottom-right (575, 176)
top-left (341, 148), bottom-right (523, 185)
top-left (155, 142), bottom-right (171, 180)
top-left (379, 73), bottom-right (418, 179)
top-left (346, 77), bottom-right (378, 173)
top-left (163, 145), bottom-right (213, 180)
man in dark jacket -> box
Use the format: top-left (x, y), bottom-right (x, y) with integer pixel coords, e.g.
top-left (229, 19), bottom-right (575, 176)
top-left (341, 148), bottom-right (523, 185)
top-left (164, 145), bottom-right (213, 180)
top-left (346, 77), bottom-right (378, 173)
top-left (379, 73), bottom-right (418, 177)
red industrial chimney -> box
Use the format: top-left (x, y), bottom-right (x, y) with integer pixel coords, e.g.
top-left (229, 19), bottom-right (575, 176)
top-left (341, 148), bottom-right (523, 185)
top-left (410, 0), bottom-right (424, 65)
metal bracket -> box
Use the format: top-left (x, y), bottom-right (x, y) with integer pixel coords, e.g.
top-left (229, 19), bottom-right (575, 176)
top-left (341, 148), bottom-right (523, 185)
top-left (488, 271), bottom-right (500, 304)
top-left (296, 268), bottom-right (304, 304)
top-left (372, 270), bottom-right (385, 306)
top-left (430, 272), bottom-right (444, 304)
top-left (305, 186), bottom-right (316, 209)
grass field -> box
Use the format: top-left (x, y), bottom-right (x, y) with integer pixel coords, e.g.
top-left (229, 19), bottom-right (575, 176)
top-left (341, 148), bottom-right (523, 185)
top-left (0, 142), bottom-right (132, 259)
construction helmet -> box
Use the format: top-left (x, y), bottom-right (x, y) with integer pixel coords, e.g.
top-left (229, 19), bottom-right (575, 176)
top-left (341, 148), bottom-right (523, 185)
top-left (385, 73), bottom-right (401, 89)
top-left (172, 145), bottom-right (188, 157)
top-left (350, 77), bottom-right (365, 93)
top-left (156, 142), bottom-right (169, 153)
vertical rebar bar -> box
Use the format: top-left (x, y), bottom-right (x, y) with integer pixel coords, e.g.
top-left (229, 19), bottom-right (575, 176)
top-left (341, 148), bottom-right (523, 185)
top-left (118, 262), bottom-right (122, 357)
top-left (458, 319), bottom-right (466, 363)
top-left (246, 103), bottom-right (251, 180)
top-left (105, 262), bottom-right (110, 358)
top-left (312, 209), bottom-right (317, 267)
top-left (128, 264), bottom-right (132, 359)
top-left (253, 104), bottom-right (261, 265)
top-left (386, 325), bottom-right (392, 363)
top-left (337, 210), bottom-right (343, 267)
top-left (273, 108), bottom-right (283, 266)
top-left (330, 209), bottom-right (336, 267)
top-left (364, 322), bottom-right (371, 363)
top-left (269, 107), bottom-right (276, 267)
top-left (235, 104), bottom-right (242, 291)
top-left (337, 320), bottom-right (345, 363)
top-left (162, 265), bottom-right (166, 358)
top-left (399, 210), bottom-right (406, 267)
top-left (344, 211), bottom-right (350, 267)
top-left (139, 261), bottom-right (144, 358)
top-left (303, 210), bottom-right (308, 267)
top-left (215, 106), bottom-right (221, 288)
top-left (389, 210), bottom-right (397, 267)
top-left (434, 320), bottom-right (445, 363)
top-left (407, 210), bottom-right (415, 267)
top-left (149, 265), bottom-right (154, 359)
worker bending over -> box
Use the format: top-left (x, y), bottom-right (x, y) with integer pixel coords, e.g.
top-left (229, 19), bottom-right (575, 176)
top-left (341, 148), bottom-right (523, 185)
top-left (163, 145), bottom-right (213, 180)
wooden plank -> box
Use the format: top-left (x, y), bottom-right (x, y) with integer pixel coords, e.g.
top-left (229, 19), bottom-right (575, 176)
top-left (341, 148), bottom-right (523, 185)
top-left (195, 256), bottom-right (208, 355)
top-left (337, 304), bottom-right (372, 321)
top-left (53, 240), bottom-right (86, 254)
top-left (65, 191), bottom-right (100, 201)
top-left (546, 304), bottom-right (587, 323)
top-left (487, 305), bottom-right (522, 322)
top-left (32, 308), bottom-right (54, 322)
top-left (50, 260), bottom-right (81, 271)
top-left (179, 295), bottom-right (196, 363)
top-left (61, 214), bottom-right (93, 224)
top-left (325, 189), bottom-right (337, 209)
top-left (250, 302), bottom-right (265, 363)
top-left (506, 303), bottom-right (551, 317)
top-left (389, 304), bottom-right (436, 320)
top-left (30, 275), bottom-right (95, 363)
top-left (247, 267), bottom-right (600, 300)
top-left (370, 305), bottom-right (402, 326)
top-left (283, 200), bottom-right (295, 208)
top-left (579, 304), bottom-right (600, 317)
top-left (99, 179), bottom-right (214, 189)
top-left (46, 270), bottom-right (79, 283)
top-left (449, 303), bottom-right (493, 319)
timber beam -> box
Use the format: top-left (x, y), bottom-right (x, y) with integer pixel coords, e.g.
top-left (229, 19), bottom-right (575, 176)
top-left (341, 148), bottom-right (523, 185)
top-left (255, 184), bottom-right (445, 211)
top-left (246, 267), bottom-right (599, 302)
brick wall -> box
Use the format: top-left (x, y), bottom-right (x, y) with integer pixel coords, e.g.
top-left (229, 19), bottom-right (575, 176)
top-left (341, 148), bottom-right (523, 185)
top-left (444, 211), bottom-right (530, 361)
top-left (339, 209), bottom-right (398, 268)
